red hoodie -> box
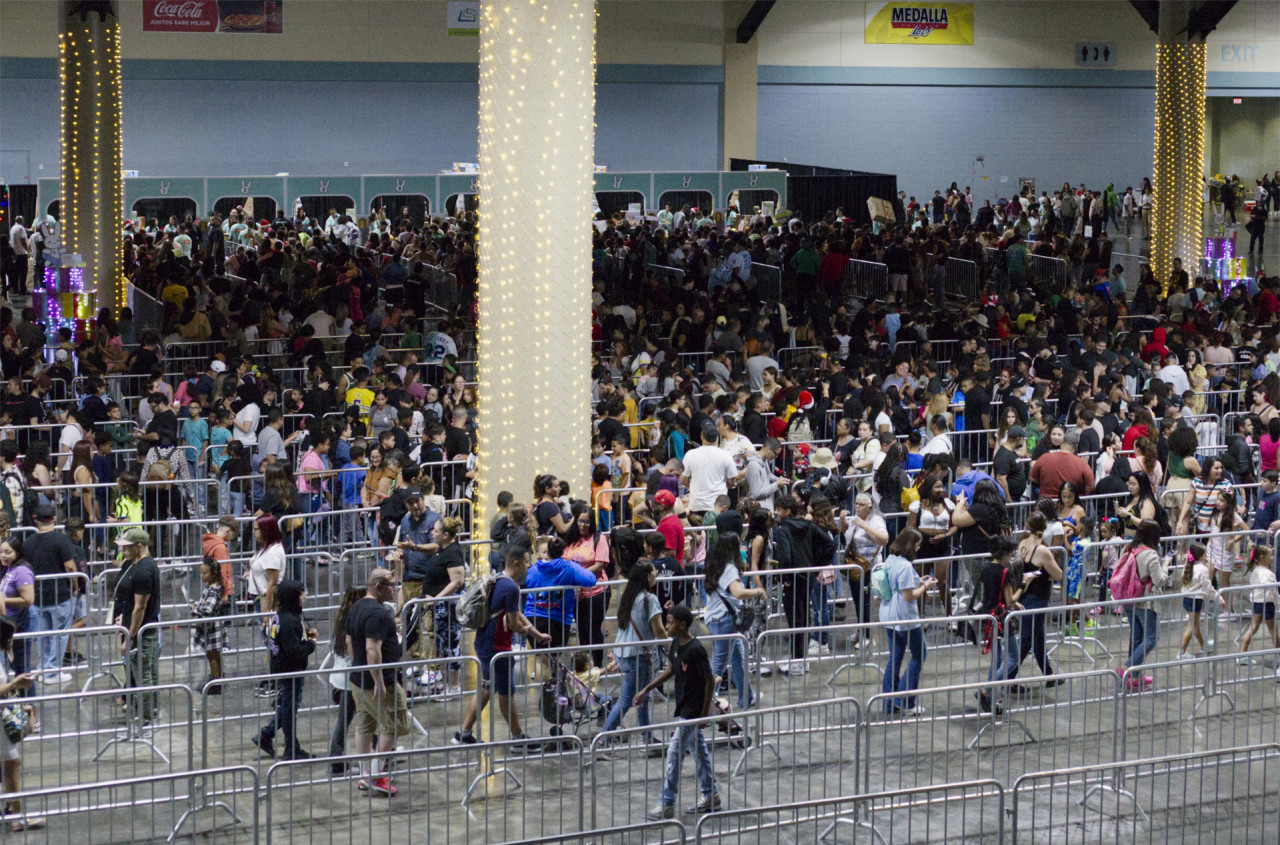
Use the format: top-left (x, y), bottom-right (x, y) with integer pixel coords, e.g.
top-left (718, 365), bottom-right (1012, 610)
top-left (1141, 327), bottom-right (1169, 364)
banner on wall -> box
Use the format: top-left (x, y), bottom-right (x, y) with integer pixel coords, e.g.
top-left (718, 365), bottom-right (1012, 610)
top-left (864, 3), bottom-right (973, 44)
top-left (142, 1), bottom-right (283, 34)
top-left (446, 2), bottom-right (480, 36)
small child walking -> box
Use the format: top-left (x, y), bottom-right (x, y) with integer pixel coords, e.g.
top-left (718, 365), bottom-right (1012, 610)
top-left (1090, 518), bottom-right (1123, 617)
top-left (1063, 515), bottom-right (1093, 637)
top-left (189, 557), bottom-right (229, 693)
top-left (1239, 545), bottom-right (1279, 664)
top-left (1178, 543), bottom-right (1223, 659)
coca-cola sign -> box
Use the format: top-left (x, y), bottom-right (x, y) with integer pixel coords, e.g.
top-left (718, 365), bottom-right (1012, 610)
top-left (143, 0), bottom-right (217, 31)
top-left (143, 1), bottom-right (283, 33)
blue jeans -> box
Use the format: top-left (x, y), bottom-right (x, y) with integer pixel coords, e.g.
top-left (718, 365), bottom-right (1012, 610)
top-left (1000, 593), bottom-right (1051, 680)
top-left (709, 616), bottom-right (750, 709)
top-left (883, 626), bottom-right (926, 711)
top-left (261, 675), bottom-right (304, 755)
top-left (229, 489), bottom-right (246, 517)
top-left (660, 720), bottom-right (717, 806)
top-left (1127, 608), bottom-right (1159, 667)
top-left (188, 459), bottom-right (206, 509)
top-left (35, 598), bottom-right (76, 672)
top-left (809, 579), bottom-right (832, 645)
top-left (600, 653), bottom-right (652, 739)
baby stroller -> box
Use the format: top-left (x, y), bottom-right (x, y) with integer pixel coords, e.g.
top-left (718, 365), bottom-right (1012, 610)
top-left (539, 655), bottom-right (615, 748)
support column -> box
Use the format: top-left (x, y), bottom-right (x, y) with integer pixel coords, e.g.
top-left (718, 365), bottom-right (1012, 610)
top-left (1150, 1), bottom-right (1206, 292)
top-left (476, 0), bottom-right (595, 537)
top-left (59, 0), bottom-right (124, 314)
top-left (722, 38), bottom-right (758, 169)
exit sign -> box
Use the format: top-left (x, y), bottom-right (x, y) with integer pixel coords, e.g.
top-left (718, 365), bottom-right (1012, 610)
top-left (1075, 42), bottom-right (1116, 67)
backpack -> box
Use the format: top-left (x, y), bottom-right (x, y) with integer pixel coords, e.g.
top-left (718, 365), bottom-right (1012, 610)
top-left (1107, 547), bottom-right (1149, 601)
top-left (2, 469), bottom-right (33, 527)
top-left (1151, 500), bottom-right (1173, 539)
top-left (456, 573), bottom-right (510, 630)
top-left (609, 526), bottom-right (644, 579)
top-left (871, 563), bottom-right (897, 604)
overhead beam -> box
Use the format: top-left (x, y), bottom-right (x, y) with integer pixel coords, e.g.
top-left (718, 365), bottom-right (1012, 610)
top-left (1129, 1), bottom-right (1160, 34)
top-left (1130, 0), bottom-right (1238, 38)
top-left (735, 0), bottom-right (775, 44)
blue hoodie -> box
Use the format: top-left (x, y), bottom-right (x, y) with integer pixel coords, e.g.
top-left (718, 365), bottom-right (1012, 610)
top-left (523, 557), bottom-right (598, 625)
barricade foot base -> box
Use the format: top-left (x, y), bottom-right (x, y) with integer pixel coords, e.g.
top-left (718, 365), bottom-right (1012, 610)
top-left (167, 800), bottom-right (244, 843)
top-left (1189, 689), bottom-right (1235, 719)
top-left (461, 767), bottom-right (522, 807)
top-left (819, 816), bottom-right (887, 845)
top-left (968, 717), bottom-right (1037, 750)
top-left (1078, 781), bottom-right (1149, 824)
top-left (825, 660), bottom-right (883, 688)
top-left (730, 732), bottom-right (780, 777)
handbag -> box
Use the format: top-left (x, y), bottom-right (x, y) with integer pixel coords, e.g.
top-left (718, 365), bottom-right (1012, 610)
top-left (716, 587), bottom-right (755, 635)
top-left (1, 701), bottom-right (27, 743)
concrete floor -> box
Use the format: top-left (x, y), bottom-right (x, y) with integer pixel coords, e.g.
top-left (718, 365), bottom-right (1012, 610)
top-left (8, 588), bottom-right (1280, 844)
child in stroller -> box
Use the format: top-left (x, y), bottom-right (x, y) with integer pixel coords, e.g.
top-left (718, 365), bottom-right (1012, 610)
top-left (540, 652), bottom-right (616, 745)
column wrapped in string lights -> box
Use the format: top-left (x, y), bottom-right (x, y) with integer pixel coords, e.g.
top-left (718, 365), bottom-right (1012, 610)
top-left (475, 0), bottom-right (596, 537)
top-left (59, 0), bottom-right (124, 314)
top-left (1150, 41), bottom-right (1206, 293)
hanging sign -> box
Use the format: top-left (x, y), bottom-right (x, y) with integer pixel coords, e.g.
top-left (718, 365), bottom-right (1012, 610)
top-left (864, 4), bottom-right (974, 44)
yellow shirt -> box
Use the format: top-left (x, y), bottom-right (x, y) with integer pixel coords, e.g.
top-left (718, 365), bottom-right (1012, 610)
top-left (345, 386), bottom-right (375, 420)
top-left (162, 283), bottom-right (189, 310)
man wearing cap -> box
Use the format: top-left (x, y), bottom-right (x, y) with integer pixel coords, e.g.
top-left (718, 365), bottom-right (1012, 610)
top-left (652, 490), bottom-right (686, 570)
top-left (389, 489), bottom-right (440, 606)
top-left (993, 426), bottom-right (1030, 501)
top-left (26, 504), bottom-right (81, 684)
top-left (681, 425), bottom-right (744, 522)
top-left (347, 568), bottom-right (410, 796)
top-left (113, 527), bottom-right (161, 721)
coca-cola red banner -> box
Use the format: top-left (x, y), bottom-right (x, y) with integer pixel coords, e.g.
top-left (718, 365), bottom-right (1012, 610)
top-left (143, 0), bottom-right (283, 33)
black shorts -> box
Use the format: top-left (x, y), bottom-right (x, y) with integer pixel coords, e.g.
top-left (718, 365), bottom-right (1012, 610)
top-left (532, 617), bottom-right (571, 649)
top-left (477, 648), bottom-right (515, 696)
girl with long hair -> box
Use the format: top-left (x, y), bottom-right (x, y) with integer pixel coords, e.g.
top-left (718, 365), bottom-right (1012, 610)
top-left (326, 587), bottom-right (364, 766)
top-left (563, 508), bottom-right (611, 668)
top-left (1117, 520), bottom-right (1169, 690)
top-left (1239, 545), bottom-right (1280, 660)
top-left (704, 532), bottom-right (765, 710)
top-left (1178, 542), bottom-right (1222, 659)
top-left (599, 562), bottom-right (667, 746)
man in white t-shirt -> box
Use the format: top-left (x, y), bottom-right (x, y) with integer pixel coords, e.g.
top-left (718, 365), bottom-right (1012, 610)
top-left (919, 414), bottom-right (953, 457)
top-left (172, 226), bottom-right (193, 259)
top-left (7, 217), bottom-right (29, 296)
top-left (1156, 353), bottom-right (1191, 395)
top-left (680, 425), bottom-right (743, 516)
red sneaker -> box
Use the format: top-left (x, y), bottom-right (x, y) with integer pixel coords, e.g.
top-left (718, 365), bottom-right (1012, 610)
top-left (370, 777), bottom-right (397, 797)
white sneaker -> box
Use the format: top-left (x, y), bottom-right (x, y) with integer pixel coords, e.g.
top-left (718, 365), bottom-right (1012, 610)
top-left (788, 660), bottom-right (808, 676)
top-left (818, 643), bottom-right (831, 656)
top-left (38, 671), bottom-right (72, 685)
top-left (806, 640), bottom-right (821, 656)
top-left (758, 664), bottom-right (773, 677)
top-left (1177, 651), bottom-right (1191, 661)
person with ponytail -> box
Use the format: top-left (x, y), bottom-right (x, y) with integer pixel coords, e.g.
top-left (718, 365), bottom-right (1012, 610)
top-left (1177, 542), bottom-right (1223, 659)
top-left (1240, 545), bottom-right (1279, 662)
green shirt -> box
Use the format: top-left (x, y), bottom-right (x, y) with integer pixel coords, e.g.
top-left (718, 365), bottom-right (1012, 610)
top-left (790, 248), bottom-right (820, 276)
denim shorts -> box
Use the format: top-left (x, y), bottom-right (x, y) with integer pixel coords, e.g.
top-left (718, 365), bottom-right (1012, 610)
top-left (1253, 602), bottom-right (1277, 621)
top-left (1182, 597), bottom-right (1204, 614)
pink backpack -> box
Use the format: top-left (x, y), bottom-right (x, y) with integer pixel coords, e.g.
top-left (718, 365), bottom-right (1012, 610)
top-left (1108, 547), bottom-right (1149, 601)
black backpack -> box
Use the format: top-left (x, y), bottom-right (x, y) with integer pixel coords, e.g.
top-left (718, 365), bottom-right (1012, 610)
top-left (609, 526), bottom-right (645, 579)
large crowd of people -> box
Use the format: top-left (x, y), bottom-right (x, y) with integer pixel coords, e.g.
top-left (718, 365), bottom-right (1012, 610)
top-left (0, 171), bottom-right (1274, 822)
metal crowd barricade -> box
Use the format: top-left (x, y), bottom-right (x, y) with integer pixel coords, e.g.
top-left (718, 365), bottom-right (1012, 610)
top-left (504, 822), bottom-right (688, 845)
top-left (749, 262), bottom-right (782, 300)
top-left (1011, 745), bottom-right (1280, 842)
top-left (3, 765), bottom-right (260, 845)
top-left (1027, 253), bottom-right (1068, 290)
top-left (864, 669), bottom-right (1121, 797)
top-left (1111, 251), bottom-right (1148, 295)
top-left (693, 781), bottom-right (1006, 845)
top-left (646, 263), bottom-right (686, 290)
top-left (200, 656), bottom-right (479, 773)
top-left (263, 737), bottom-right (586, 844)
top-left (587, 696), bottom-right (859, 831)
top-left (843, 259), bottom-right (889, 302)
top-left (943, 256), bottom-right (980, 301)
top-left (777, 346), bottom-right (822, 371)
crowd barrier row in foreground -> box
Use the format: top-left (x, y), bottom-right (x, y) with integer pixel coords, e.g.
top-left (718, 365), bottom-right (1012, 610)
top-left (7, 613), bottom-right (1280, 843)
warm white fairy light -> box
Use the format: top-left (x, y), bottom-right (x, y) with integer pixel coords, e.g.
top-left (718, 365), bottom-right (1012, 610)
top-left (1150, 41), bottom-right (1205, 293)
top-left (475, 0), bottom-right (596, 551)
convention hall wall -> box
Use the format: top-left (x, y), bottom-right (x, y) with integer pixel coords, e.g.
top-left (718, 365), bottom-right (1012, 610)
top-left (1, 1), bottom-right (1277, 195)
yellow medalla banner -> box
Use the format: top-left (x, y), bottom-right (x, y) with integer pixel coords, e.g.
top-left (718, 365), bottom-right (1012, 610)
top-left (865, 3), bottom-right (974, 44)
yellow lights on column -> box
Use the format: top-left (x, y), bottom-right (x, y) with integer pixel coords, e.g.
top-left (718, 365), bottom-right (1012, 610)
top-left (59, 1), bottom-right (124, 313)
top-left (1150, 41), bottom-right (1206, 294)
top-left (476, 0), bottom-right (596, 548)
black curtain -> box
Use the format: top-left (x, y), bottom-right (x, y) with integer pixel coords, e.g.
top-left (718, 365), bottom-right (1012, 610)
top-left (730, 158), bottom-right (900, 227)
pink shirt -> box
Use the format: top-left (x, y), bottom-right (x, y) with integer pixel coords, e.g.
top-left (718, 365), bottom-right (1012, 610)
top-left (295, 449), bottom-right (326, 494)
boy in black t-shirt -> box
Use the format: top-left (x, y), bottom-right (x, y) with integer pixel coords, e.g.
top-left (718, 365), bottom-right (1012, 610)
top-left (635, 605), bottom-right (719, 819)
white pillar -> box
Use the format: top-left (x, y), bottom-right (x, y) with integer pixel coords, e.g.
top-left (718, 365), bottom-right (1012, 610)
top-left (476, 0), bottom-right (595, 537)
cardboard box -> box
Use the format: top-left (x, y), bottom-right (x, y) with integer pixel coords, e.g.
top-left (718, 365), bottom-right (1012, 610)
top-left (867, 197), bottom-right (896, 223)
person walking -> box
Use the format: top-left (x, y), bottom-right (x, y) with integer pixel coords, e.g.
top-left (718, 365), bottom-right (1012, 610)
top-left (453, 547), bottom-right (549, 748)
top-left (875, 528), bottom-right (934, 715)
top-left (251, 579), bottom-right (316, 760)
top-left (346, 569), bottom-right (410, 796)
top-left (325, 587), bottom-right (362, 775)
top-left (599, 561), bottom-right (667, 753)
top-left (1114, 520), bottom-right (1170, 690)
top-left (112, 528), bottom-right (160, 724)
top-left (0, 617), bottom-right (39, 831)
top-left (703, 532), bottom-right (765, 710)
top-left (636, 605), bottom-right (720, 820)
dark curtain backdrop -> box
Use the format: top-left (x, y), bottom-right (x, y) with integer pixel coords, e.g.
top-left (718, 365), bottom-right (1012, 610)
top-left (730, 158), bottom-right (900, 227)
